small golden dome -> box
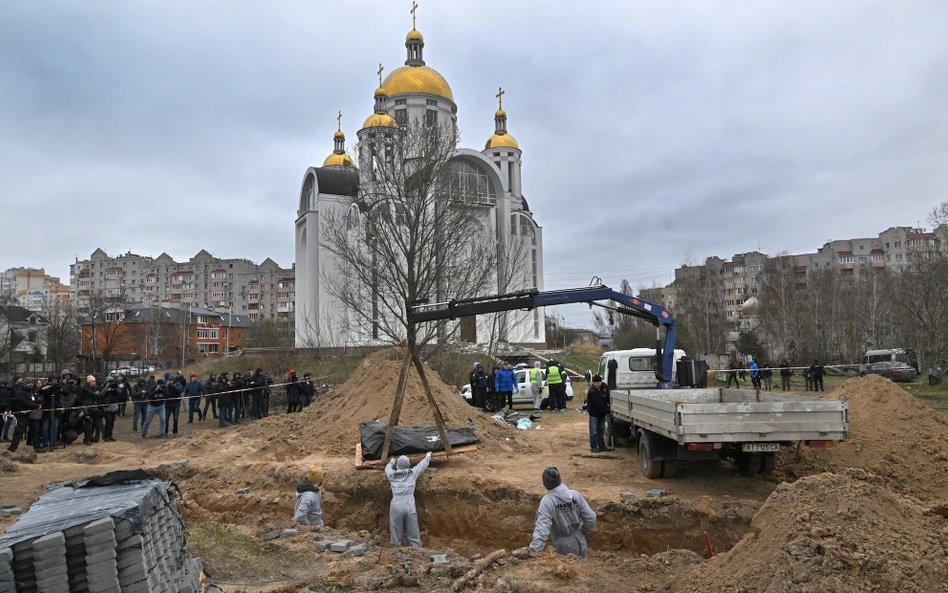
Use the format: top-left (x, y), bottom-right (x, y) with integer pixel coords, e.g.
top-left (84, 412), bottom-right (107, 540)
top-left (323, 152), bottom-right (354, 167)
top-left (374, 86), bottom-right (388, 97)
top-left (495, 108), bottom-right (506, 118)
top-left (363, 113), bottom-right (398, 129)
top-left (406, 29), bottom-right (424, 42)
top-left (486, 133), bottom-right (519, 149)
top-left (333, 130), bottom-right (345, 140)
top-left (383, 65), bottom-right (454, 101)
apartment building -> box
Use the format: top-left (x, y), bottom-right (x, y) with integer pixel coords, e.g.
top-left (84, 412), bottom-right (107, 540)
top-left (0, 267), bottom-right (72, 312)
top-left (670, 224), bottom-right (948, 324)
top-left (70, 249), bottom-right (295, 322)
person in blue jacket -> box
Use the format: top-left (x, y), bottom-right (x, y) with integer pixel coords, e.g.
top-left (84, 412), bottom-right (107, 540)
top-left (749, 357), bottom-right (761, 392)
top-left (494, 361), bottom-right (519, 411)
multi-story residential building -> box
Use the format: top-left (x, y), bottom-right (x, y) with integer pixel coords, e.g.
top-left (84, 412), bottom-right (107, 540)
top-left (1, 267), bottom-right (72, 312)
top-left (670, 224), bottom-right (948, 325)
top-left (70, 249), bottom-right (294, 322)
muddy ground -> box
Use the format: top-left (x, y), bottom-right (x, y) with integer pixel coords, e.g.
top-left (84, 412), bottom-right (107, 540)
top-left (1, 350), bottom-right (946, 592)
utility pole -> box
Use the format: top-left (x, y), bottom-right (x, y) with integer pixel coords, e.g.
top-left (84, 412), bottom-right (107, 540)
top-left (225, 304), bottom-right (232, 355)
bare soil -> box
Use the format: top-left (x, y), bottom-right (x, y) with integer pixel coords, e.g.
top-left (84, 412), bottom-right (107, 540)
top-left (1, 350), bottom-right (945, 592)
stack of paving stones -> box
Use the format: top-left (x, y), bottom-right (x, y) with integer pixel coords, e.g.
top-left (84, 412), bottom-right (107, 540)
top-left (0, 479), bottom-right (202, 593)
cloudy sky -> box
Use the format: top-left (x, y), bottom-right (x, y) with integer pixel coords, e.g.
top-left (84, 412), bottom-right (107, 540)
top-left (2, 1), bottom-right (946, 327)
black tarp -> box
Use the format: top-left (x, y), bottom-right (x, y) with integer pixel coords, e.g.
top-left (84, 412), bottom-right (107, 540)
top-left (359, 421), bottom-right (480, 459)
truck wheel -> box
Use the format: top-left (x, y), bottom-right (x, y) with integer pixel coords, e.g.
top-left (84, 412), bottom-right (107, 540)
top-left (736, 452), bottom-right (762, 476)
top-left (661, 459), bottom-right (678, 478)
top-left (760, 452), bottom-right (776, 475)
top-left (638, 436), bottom-right (664, 479)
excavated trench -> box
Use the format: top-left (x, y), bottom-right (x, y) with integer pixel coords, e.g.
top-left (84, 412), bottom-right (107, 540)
top-left (327, 475), bottom-right (756, 557)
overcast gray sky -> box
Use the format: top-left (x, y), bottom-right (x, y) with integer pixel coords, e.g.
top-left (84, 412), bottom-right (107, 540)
top-left (2, 1), bottom-right (946, 328)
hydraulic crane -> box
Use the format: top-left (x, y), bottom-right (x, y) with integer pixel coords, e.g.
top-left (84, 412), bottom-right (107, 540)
top-left (408, 284), bottom-right (678, 389)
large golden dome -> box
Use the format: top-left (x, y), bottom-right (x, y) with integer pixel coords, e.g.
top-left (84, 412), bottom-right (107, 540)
top-left (363, 113), bottom-right (398, 129)
top-left (406, 29), bottom-right (424, 42)
top-left (486, 132), bottom-right (519, 149)
top-left (323, 152), bottom-right (354, 167)
top-left (382, 65), bottom-right (453, 101)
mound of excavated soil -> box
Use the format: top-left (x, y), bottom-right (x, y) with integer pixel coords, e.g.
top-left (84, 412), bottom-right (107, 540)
top-left (668, 471), bottom-right (948, 593)
top-left (775, 374), bottom-right (948, 501)
top-left (234, 347), bottom-right (513, 457)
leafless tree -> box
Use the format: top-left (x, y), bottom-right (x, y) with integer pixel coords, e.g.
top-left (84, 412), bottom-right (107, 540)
top-left (43, 300), bottom-right (80, 371)
top-left (592, 279), bottom-right (655, 349)
top-left (929, 199), bottom-right (948, 227)
top-left (321, 120), bottom-right (496, 351)
top-left (675, 257), bottom-right (727, 355)
top-left (757, 253), bottom-right (806, 361)
top-left (894, 253), bottom-right (948, 375)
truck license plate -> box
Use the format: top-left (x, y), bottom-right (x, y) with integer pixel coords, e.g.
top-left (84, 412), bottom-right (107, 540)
top-left (742, 443), bottom-right (779, 453)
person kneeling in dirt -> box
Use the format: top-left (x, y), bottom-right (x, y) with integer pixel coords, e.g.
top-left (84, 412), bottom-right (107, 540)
top-left (294, 467), bottom-right (324, 528)
top-left (528, 467), bottom-right (597, 559)
top-left (385, 452), bottom-right (432, 547)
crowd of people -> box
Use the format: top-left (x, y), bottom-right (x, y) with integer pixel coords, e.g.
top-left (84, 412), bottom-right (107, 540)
top-left (467, 359), bottom-right (569, 413)
top-left (0, 368), bottom-right (318, 453)
top-left (725, 358), bottom-right (827, 392)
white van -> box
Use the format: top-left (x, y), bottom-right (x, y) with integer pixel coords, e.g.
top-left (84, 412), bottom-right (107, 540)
top-left (597, 348), bottom-right (688, 389)
top-left (860, 348), bottom-right (917, 375)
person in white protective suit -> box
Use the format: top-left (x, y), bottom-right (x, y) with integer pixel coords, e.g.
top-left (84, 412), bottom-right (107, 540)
top-left (529, 467), bottom-right (597, 558)
top-left (385, 452), bottom-right (432, 547)
top-left (294, 466), bottom-right (324, 528)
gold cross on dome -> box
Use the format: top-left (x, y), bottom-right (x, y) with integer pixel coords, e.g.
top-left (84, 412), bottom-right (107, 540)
top-left (496, 86), bottom-right (505, 109)
top-left (337, 110), bottom-right (342, 132)
top-left (378, 63), bottom-right (384, 87)
top-left (411, 1), bottom-right (418, 29)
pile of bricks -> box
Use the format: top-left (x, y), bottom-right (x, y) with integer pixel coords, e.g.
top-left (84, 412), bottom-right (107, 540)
top-left (0, 480), bottom-right (201, 593)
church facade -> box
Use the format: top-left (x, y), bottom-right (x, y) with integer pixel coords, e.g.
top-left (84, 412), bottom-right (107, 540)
top-left (295, 18), bottom-right (545, 349)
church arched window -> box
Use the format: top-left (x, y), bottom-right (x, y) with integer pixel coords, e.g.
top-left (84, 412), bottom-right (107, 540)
top-left (449, 160), bottom-right (494, 205)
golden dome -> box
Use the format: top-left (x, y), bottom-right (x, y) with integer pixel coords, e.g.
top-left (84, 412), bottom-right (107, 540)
top-left (495, 108), bottom-right (506, 118)
top-left (333, 130), bottom-right (345, 140)
top-left (486, 133), bottom-right (519, 149)
top-left (323, 152), bottom-right (354, 167)
top-left (374, 86), bottom-right (388, 97)
top-left (363, 113), bottom-right (398, 129)
top-left (406, 29), bottom-right (424, 42)
top-left (382, 65), bottom-right (453, 101)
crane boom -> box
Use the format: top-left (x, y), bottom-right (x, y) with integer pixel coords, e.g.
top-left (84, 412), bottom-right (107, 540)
top-left (408, 285), bottom-right (678, 388)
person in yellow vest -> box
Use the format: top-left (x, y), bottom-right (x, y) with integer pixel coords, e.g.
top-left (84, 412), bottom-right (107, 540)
top-left (546, 360), bottom-right (566, 412)
top-left (529, 362), bottom-right (544, 412)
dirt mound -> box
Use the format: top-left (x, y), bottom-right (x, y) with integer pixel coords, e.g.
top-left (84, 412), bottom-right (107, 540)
top-left (775, 374), bottom-right (948, 501)
top-left (230, 346), bottom-right (514, 457)
top-left (668, 471), bottom-right (948, 593)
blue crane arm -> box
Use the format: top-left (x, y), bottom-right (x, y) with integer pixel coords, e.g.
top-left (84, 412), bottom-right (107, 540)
top-left (408, 285), bottom-right (677, 388)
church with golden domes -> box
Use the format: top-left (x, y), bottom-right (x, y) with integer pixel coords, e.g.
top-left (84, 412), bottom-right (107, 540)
top-left (295, 11), bottom-right (545, 348)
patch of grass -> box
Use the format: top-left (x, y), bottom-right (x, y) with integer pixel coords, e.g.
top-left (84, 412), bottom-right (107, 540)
top-left (902, 380), bottom-right (948, 415)
top-left (187, 521), bottom-right (305, 579)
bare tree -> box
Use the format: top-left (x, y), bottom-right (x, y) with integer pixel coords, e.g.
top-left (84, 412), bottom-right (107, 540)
top-left (592, 279), bottom-right (655, 349)
top-left (44, 301), bottom-right (80, 371)
top-left (675, 258), bottom-right (727, 355)
top-left (929, 199), bottom-right (948, 227)
top-left (895, 254), bottom-right (948, 375)
top-left (321, 120), bottom-right (496, 351)
top-left (757, 253), bottom-right (806, 361)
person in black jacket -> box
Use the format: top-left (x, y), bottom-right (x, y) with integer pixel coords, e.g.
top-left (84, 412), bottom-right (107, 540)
top-left (301, 372), bottom-right (316, 408)
top-left (9, 379), bottom-right (45, 453)
top-left (1, 379), bottom-right (14, 441)
top-left (809, 360), bottom-right (825, 392)
top-left (78, 376), bottom-right (105, 443)
top-left (779, 361), bottom-right (792, 391)
top-left (131, 378), bottom-right (148, 432)
top-left (584, 374), bottom-right (611, 453)
top-left (39, 375), bottom-right (61, 449)
top-left (202, 373), bottom-right (219, 420)
top-left (100, 377), bottom-right (120, 442)
top-left (163, 374), bottom-right (182, 435)
top-left (469, 363), bottom-right (489, 410)
top-left (285, 370), bottom-right (301, 413)
top-left (142, 379), bottom-right (168, 438)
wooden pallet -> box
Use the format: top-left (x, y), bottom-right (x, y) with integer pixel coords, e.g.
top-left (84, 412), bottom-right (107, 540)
top-left (355, 443), bottom-right (478, 469)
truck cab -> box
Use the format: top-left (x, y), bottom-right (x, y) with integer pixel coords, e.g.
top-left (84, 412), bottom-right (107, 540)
top-left (598, 348), bottom-right (688, 389)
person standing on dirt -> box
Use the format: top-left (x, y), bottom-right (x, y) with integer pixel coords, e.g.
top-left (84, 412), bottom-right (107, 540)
top-left (301, 372), bottom-right (316, 407)
top-left (217, 372), bottom-right (233, 427)
top-left (749, 358), bottom-right (760, 393)
top-left (469, 362), bottom-right (489, 410)
top-left (546, 360), bottom-right (566, 412)
top-left (142, 379), bottom-right (169, 438)
top-left (779, 360), bottom-right (791, 391)
top-left (185, 373), bottom-right (206, 423)
top-left (529, 467), bottom-right (597, 559)
top-left (585, 374), bottom-right (611, 453)
top-left (530, 361), bottom-right (544, 412)
top-left (163, 373), bottom-right (182, 436)
top-left (726, 359), bottom-right (741, 388)
top-left (8, 378), bottom-right (45, 453)
top-left (487, 366), bottom-right (500, 411)
top-left (495, 361), bottom-right (518, 412)
top-left (294, 467), bottom-right (324, 528)
top-left (385, 452), bottom-right (432, 548)
top-left (810, 360), bottom-right (825, 392)
top-left (285, 370), bottom-right (301, 413)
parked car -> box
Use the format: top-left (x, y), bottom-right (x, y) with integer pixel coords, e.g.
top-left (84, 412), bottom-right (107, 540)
top-left (863, 361), bottom-right (918, 382)
top-left (460, 367), bottom-right (574, 407)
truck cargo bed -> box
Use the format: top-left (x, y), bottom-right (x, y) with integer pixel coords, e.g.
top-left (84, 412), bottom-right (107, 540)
top-left (611, 388), bottom-right (849, 444)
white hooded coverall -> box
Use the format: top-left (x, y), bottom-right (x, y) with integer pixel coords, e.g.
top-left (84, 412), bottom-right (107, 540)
top-left (529, 484), bottom-right (597, 558)
top-left (385, 453), bottom-right (431, 547)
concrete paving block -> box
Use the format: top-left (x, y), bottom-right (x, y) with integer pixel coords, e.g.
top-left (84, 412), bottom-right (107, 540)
top-left (117, 534), bottom-right (144, 549)
top-left (83, 516), bottom-right (116, 535)
top-left (260, 530), bottom-right (282, 541)
top-left (645, 489), bottom-right (668, 497)
top-left (329, 540), bottom-right (353, 552)
top-left (116, 553), bottom-right (147, 571)
top-left (32, 531), bottom-right (67, 551)
top-left (33, 560), bottom-right (70, 578)
top-left (281, 528), bottom-right (299, 538)
top-left (0, 507), bottom-right (22, 517)
top-left (620, 491), bottom-right (636, 501)
top-left (346, 543), bottom-right (366, 557)
top-left (430, 553), bottom-right (449, 564)
top-left (33, 576), bottom-right (69, 592)
top-left (0, 546), bottom-right (11, 562)
top-left (85, 572), bottom-right (120, 589)
top-left (84, 530), bottom-right (117, 546)
top-left (314, 539), bottom-right (333, 552)
top-left (84, 543), bottom-right (118, 558)
top-left (236, 487), bottom-right (251, 495)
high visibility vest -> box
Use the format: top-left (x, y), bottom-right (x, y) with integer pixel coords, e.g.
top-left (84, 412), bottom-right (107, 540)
top-left (546, 365), bottom-right (563, 385)
top-left (530, 368), bottom-right (542, 383)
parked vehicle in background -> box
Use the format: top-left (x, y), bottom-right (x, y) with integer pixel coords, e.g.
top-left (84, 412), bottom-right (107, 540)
top-left (863, 361), bottom-right (918, 382)
top-left (860, 348), bottom-right (918, 375)
top-left (459, 365), bottom-right (573, 407)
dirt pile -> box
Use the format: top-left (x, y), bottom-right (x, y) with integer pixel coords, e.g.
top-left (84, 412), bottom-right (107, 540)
top-left (776, 374), bottom-right (948, 501)
top-left (667, 471), bottom-right (948, 593)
